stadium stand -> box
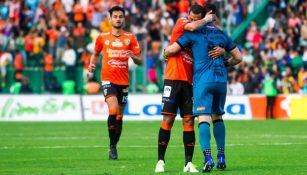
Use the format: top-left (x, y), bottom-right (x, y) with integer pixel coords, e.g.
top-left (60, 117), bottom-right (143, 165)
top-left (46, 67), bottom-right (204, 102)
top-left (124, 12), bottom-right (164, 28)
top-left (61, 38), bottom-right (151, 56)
top-left (0, 0), bottom-right (306, 94)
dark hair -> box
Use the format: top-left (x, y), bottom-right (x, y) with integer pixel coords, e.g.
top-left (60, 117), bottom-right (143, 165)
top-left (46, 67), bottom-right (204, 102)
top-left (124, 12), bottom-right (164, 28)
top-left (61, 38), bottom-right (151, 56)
top-left (269, 70), bottom-right (276, 77)
top-left (109, 6), bottom-right (125, 16)
top-left (189, 4), bottom-right (204, 17)
top-left (204, 3), bottom-right (217, 15)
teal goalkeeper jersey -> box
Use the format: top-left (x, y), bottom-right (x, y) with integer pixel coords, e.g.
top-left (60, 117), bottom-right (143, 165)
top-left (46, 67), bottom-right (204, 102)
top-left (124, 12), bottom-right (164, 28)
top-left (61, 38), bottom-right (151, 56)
top-left (176, 23), bottom-right (236, 84)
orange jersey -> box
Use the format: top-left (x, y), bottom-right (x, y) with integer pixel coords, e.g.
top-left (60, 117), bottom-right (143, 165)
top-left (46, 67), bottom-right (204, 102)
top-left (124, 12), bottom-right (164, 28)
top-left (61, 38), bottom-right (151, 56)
top-left (95, 30), bottom-right (141, 85)
top-left (164, 18), bottom-right (193, 84)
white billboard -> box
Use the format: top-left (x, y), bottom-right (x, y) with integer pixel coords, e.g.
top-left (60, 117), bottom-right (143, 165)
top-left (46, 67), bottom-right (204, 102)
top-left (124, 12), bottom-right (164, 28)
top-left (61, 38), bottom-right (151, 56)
top-left (82, 95), bottom-right (252, 121)
top-left (0, 95), bottom-right (82, 121)
top-left (223, 96), bottom-right (252, 120)
top-left (82, 94), bottom-right (163, 120)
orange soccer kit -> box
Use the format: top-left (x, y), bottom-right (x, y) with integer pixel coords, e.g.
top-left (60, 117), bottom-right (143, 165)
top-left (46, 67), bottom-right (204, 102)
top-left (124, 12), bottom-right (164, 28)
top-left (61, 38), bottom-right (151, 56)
top-left (164, 17), bottom-right (193, 85)
top-left (161, 17), bottom-right (194, 117)
top-left (96, 29), bottom-right (142, 158)
top-left (157, 17), bottom-right (196, 167)
top-left (94, 30), bottom-right (141, 106)
top-left (94, 30), bottom-right (141, 86)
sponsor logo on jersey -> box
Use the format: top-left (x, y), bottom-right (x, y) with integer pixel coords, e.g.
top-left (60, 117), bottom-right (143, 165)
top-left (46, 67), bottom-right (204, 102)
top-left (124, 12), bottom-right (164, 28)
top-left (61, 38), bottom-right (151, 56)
top-left (106, 48), bottom-right (131, 58)
top-left (181, 50), bottom-right (193, 65)
top-left (105, 40), bottom-right (110, 45)
top-left (162, 97), bottom-right (175, 104)
top-left (162, 97), bottom-right (170, 102)
top-left (197, 107), bottom-right (205, 111)
top-left (107, 59), bottom-right (128, 68)
top-left (112, 39), bottom-right (123, 47)
top-left (163, 86), bottom-right (172, 97)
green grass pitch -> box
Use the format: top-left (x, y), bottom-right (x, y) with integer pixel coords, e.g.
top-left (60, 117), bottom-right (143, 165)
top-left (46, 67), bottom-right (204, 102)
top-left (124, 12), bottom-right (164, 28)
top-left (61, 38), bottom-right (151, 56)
top-left (1, 120), bottom-right (307, 175)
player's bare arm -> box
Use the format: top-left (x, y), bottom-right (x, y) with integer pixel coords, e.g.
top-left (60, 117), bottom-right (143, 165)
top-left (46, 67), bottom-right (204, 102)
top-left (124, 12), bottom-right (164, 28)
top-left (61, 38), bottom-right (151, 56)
top-left (88, 51), bottom-right (99, 73)
top-left (225, 47), bottom-right (242, 66)
top-left (164, 42), bottom-right (182, 57)
top-left (126, 51), bottom-right (142, 65)
top-left (184, 10), bottom-right (216, 32)
top-left (209, 47), bottom-right (225, 59)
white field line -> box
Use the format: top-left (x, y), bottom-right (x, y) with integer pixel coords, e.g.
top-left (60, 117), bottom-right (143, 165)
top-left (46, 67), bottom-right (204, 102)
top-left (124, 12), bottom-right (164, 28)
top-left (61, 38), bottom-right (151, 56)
top-left (0, 142), bottom-right (306, 150)
top-left (1, 136), bottom-right (99, 140)
top-left (0, 136), bottom-right (156, 140)
top-left (255, 134), bottom-right (307, 139)
top-left (1, 134), bottom-right (307, 140)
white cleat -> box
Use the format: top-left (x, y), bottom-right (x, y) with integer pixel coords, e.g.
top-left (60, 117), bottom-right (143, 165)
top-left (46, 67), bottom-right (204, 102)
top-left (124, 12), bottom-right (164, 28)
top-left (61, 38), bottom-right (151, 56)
top-left (183, 162), bottom-right (199, 173)
top-left (155, 160), bottom-right (165, 173)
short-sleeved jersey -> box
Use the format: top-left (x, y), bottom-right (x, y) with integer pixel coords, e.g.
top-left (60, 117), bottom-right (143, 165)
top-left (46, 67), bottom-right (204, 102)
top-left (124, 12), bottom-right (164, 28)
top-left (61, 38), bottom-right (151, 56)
top-left (164, 17), bottom-right (193, 84)
top-left (95, 30), bottom-right (141, 85)
top-left (177, 23), bottom-right (236, 84)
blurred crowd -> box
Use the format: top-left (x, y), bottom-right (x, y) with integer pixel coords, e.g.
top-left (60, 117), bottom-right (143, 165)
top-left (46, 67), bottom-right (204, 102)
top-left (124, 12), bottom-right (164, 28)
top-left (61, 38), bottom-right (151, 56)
top-left (227, 0), bottom-right (307, 95)
top-left (0, 0), bottom-right (306, 95)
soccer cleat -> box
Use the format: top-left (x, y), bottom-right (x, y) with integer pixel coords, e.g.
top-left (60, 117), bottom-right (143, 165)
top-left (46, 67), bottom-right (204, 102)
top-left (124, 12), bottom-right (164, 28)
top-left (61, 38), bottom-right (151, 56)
top-left (216, 153), bottom-right (226, 170)
top-left (154, 160), bottom-right (165, 173)
top-left (202, 156), bottom-right (215, 173)
top-left (109, 145), bottom-right (118, 160)
top-left (183, 162), bottom-right (199, 173)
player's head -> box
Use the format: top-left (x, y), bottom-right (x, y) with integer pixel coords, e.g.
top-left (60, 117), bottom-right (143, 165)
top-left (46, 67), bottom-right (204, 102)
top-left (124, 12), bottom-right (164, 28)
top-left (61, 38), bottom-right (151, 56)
top-left (188, 4), bottom-right (204, 22)
top-left (203, 3), bottom-right (217, 15)
top-left (109, 6), bottom-right (125, 29)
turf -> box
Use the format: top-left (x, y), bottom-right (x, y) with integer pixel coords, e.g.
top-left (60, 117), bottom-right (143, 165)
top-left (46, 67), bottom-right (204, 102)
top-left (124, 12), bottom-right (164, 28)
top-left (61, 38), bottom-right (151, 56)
top-left (1, 120), bottom-right (307, 175)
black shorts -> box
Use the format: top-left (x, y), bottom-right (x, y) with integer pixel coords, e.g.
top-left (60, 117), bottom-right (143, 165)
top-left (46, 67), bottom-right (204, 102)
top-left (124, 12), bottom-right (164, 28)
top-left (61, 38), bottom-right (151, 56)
top-left (161, 80), bottom-right (193, 117)
top-left (101, 82), bottom-right (129, 105)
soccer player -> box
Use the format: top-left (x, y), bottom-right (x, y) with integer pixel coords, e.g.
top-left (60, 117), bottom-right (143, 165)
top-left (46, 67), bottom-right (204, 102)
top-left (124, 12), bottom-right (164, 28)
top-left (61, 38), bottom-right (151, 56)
top-left (154, 4), bottom-right (225, 173)
top-left (88, 6), bottom-right (142, 160)
top-left (164, 4), bottom-right (242, 172)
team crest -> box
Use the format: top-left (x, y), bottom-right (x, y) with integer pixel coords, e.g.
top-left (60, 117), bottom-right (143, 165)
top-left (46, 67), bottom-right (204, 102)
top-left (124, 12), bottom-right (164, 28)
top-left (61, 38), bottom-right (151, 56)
top-left (124, 39), bottom-right (130, 46)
